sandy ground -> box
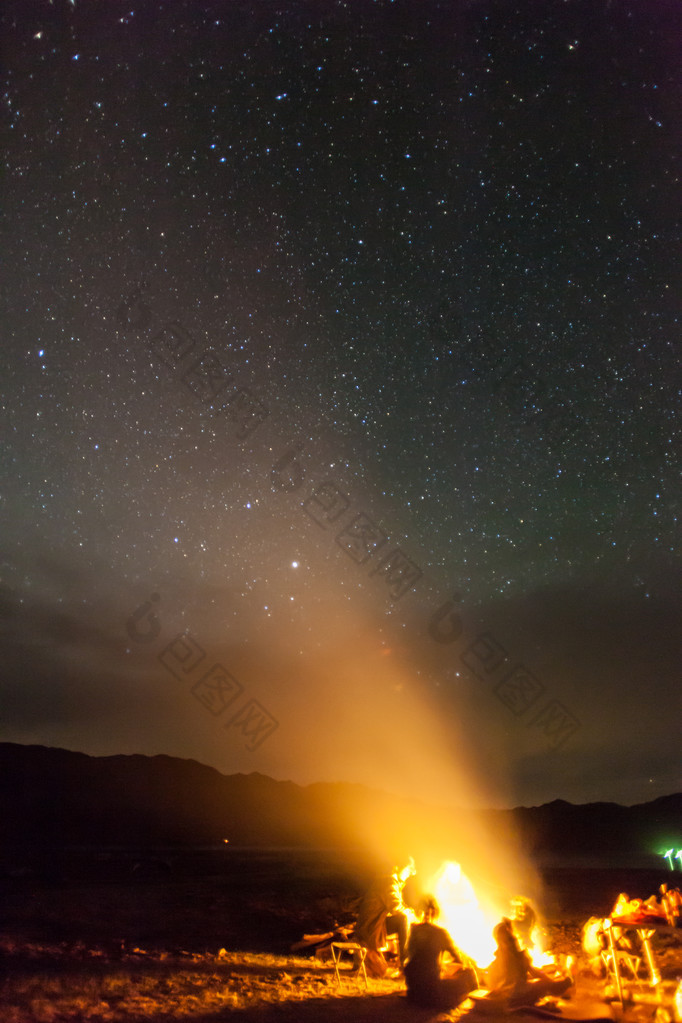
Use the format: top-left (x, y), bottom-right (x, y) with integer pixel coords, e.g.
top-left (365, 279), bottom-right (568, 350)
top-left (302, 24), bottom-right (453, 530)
top-left (1, 851), bottom-right (680, 1021)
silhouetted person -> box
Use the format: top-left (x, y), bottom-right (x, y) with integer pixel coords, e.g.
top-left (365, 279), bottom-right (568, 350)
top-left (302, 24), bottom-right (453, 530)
top-left (486, 917), bottom-right (572, 1006)
top-left (354, 859), bottom-right (415, 975)
top-left (404, 896), bottom-right (477, 1009)
top-left (660, 884), bottom-right (682, 926)
top-left (511, 895), bottom-right (537, 950)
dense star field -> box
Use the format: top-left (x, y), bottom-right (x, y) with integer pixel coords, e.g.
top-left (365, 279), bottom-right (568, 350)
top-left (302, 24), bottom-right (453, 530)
top-left (1, 1), bottom-right (680, 808)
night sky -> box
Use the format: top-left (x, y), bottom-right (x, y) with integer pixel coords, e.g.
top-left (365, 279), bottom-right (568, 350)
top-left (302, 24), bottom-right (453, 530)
top-left (2, 0), bottom-right (680, 811)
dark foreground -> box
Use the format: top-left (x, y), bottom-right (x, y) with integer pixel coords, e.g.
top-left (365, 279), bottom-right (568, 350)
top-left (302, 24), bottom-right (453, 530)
top-left (1, 848), bottom-right (681, 1022)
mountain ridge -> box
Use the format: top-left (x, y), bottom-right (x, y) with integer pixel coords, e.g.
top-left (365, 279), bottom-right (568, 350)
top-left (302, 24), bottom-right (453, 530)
top-left (1, 743), bottom-right (679, 864)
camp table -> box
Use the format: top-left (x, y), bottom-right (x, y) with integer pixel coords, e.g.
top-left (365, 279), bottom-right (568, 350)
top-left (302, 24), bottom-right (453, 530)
top-left (603, 917), bottom-right (676, 1011)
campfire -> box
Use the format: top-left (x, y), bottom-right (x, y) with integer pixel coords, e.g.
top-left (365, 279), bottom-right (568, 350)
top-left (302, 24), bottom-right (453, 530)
top-left (425, 859), bottom-right (554, 971)
top-left (429, 860), bottom-right (499, 966)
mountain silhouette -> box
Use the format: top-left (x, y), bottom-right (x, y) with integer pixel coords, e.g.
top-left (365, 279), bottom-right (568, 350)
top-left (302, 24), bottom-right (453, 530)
top-left (0, 743), bottom-right (679, 865)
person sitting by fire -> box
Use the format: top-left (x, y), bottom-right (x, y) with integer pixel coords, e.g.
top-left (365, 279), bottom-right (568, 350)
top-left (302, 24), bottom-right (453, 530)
top-left (404, 895), bottom-right (478, 1009)
top-left (486, 917), bottom-right (573, 1006)
top-left (582, 916), bottom-right (609, 974)
top-left (353, 858), bottom-right (416, 977)
top-left (402, 896), bottom-right (478, 1006)
top-left (582, 916), bottom-right (632, 974)
top-left (660, 884), bottom-right (682, 927)
top-left (511, 896), bottom-right (537, 950)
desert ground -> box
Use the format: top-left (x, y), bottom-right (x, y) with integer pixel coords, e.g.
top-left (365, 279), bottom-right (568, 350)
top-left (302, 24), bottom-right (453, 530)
top-left (1, 848), bottom-right (680, 1022)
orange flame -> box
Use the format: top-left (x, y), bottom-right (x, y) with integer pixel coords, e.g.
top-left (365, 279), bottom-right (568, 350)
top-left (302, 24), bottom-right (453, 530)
top-left (428, 860), bottom-right (501, 967)
top-left (425, 860), bottom-right (554, 972)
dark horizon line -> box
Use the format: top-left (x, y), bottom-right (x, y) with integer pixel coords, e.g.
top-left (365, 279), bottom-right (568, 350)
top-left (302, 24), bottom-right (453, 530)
top-left (2, 740), bottom-right (679, 814)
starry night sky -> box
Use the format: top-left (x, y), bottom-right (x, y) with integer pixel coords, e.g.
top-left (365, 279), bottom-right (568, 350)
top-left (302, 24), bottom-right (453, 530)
top-left (1, 0), bottom-right (680, 810)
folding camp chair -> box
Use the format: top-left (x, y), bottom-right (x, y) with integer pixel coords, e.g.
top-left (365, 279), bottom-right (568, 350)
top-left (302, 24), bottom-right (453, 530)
top-left (331, 941), bottom-right (368, 989)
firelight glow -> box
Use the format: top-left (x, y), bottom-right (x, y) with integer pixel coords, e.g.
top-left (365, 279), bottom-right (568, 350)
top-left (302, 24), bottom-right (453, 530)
top-left (428, 860), bottom-right (553, 970)
top-left (2, 0), bottom-right (679, 814)
top-left (430, 860), bottom-right (501, 966)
